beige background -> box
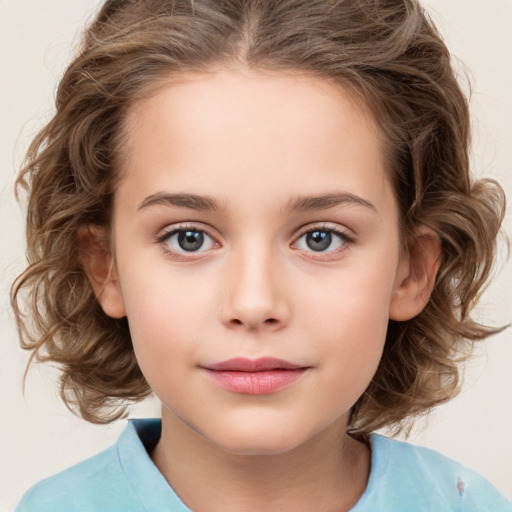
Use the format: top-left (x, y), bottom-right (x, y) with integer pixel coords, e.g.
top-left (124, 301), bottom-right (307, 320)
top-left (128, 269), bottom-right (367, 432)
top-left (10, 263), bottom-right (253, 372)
top-left (1, 1), bottom-right (511, 510)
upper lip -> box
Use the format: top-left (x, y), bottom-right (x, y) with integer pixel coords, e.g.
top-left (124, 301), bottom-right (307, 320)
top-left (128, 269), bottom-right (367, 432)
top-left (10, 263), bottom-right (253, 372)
top-left (202, 357), bottom-right (306, 372)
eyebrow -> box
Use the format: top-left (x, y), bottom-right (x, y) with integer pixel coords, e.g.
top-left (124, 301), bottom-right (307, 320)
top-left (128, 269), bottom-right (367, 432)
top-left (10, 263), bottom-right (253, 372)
top-left (286, 192), bottom-right (377, 213)
top-left (138, 192), bottom-right (222, 212)
top-left (137, 191), bottom-right (377, 214)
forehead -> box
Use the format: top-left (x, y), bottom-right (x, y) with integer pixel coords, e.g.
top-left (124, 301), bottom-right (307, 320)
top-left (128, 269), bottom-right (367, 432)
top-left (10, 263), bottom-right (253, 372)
top-left (116, 69), bottom-right (394, 216)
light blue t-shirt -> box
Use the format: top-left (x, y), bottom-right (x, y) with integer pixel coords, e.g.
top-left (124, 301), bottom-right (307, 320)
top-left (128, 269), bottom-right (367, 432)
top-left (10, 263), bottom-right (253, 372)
top-left (16, 418), bottom-right (511, 511)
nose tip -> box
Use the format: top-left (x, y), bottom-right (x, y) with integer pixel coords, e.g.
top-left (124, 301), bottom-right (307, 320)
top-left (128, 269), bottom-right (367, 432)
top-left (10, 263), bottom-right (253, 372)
top-left (220, 251), bottom-right (290, 332)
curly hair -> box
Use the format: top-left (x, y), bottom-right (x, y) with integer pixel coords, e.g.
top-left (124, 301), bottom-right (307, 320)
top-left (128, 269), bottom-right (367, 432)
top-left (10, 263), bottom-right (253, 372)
top-left (11, 0), bottom-right (505, 430)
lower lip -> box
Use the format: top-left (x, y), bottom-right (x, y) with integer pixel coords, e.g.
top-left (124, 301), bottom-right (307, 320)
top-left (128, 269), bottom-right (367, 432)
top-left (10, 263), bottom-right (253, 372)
top-left (204, 369), bottom-right (307, 395)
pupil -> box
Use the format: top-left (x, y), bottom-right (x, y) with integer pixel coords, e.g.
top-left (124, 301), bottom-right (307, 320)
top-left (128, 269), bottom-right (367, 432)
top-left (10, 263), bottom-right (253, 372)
top-left (306, 231), bottom-right (331, 251)
top-left (178, 231), bottom-right (204, 251)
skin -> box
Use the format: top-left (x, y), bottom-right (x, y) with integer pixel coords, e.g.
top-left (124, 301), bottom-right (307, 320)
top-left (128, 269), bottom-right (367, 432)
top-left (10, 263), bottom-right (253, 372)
top-left (83, 68), bottom-right (440, 511)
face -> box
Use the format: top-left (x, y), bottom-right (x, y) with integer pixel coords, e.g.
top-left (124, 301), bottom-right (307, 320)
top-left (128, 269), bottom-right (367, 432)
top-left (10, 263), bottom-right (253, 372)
top-left (106, 69), bottom-right (409, 455)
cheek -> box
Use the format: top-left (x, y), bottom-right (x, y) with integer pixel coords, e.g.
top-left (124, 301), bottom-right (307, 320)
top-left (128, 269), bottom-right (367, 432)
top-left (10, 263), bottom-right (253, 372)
top-left (298, 257), bottom-right (397, 388)
top-left (116, 264), bottom-right (218, 380)
top-left (299, 252), bottom-right (397, 332)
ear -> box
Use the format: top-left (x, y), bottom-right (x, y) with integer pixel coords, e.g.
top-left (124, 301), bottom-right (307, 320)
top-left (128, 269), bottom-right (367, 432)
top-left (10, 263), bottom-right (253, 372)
top-left (77, 225), bottom-right (126, 319)
top-left (389, 227), bottom-right (441, 321)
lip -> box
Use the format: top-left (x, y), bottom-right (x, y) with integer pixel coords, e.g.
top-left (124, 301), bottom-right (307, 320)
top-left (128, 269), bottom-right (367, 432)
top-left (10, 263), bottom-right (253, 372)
top-left (201, 357), bottom-right (309, 395)
top-left (204, 357), bottom-right (305, 372)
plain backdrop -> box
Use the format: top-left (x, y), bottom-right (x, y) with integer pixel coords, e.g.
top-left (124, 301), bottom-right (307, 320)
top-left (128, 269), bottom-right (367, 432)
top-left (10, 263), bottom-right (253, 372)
top-left (1, 1), bottom-right (511, 510)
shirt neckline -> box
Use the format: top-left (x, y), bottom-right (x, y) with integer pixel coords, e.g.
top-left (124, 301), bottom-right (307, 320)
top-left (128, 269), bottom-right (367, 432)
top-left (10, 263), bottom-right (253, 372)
top-left (117, 418), bottom-right (192, 511)
top-left (117, 418), bottom-right (389, 512)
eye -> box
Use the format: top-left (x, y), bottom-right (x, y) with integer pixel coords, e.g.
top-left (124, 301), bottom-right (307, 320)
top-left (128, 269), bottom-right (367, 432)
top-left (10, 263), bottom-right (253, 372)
top-left (159, 227), bottom-right (216, 254)
top-left (293, 227), bottom-right (353, 254)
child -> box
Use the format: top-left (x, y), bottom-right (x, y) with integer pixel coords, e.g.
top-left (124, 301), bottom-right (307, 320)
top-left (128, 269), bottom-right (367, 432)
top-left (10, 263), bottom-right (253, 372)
top-left (11, 0), bottom-right (511, 510)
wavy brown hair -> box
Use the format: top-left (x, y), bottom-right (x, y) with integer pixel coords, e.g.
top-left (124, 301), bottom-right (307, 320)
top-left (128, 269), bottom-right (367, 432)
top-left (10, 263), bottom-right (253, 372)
top-left (12, 0), bottom-right (506, 430)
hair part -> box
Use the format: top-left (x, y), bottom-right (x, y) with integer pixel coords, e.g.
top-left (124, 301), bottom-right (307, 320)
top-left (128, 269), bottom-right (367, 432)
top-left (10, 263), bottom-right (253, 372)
top-left (12, 0), bottom-right (506, 430)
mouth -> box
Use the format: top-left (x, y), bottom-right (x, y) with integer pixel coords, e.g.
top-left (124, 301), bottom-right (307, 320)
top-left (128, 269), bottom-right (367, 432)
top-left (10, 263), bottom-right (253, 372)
top-left (201, 357), bottom-right (310, 395)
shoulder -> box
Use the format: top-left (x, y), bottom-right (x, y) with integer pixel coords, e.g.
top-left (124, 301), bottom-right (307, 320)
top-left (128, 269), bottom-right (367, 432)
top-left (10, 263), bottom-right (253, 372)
top-left (353, 434), bottom-right (511, 512)
top-left (15, 432), bottom-right (142, 512)
top-left (16, 419), bottom-right (189, 512)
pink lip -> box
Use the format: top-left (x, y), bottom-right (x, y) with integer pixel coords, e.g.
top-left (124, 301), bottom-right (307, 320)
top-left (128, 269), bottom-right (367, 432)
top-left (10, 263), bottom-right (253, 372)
top-left (201, 357), bottom-right (309, 395)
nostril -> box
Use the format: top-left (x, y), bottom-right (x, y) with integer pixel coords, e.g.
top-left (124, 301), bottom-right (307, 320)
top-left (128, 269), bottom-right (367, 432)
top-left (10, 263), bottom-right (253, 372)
top-left (229, 317), bottom-right (279, 327)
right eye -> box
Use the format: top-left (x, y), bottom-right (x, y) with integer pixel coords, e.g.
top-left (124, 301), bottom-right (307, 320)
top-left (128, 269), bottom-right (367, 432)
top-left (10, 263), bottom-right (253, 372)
top-left (158, 226), bottom-right (217, 254)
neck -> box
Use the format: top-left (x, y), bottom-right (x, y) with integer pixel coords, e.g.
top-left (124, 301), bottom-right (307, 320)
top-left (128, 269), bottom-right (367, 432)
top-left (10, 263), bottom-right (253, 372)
top-left (151, 409), bottom-right (371, 512)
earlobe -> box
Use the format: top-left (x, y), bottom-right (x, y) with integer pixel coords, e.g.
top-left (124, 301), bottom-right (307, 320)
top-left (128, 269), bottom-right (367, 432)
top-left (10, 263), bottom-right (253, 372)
top-left (389, 227), bottom-right (441, 321)
top-left (77, 225), bottom-right (126, 319)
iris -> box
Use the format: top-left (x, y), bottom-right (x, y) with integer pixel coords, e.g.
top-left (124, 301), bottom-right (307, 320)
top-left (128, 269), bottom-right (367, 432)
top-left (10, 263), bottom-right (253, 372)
top-left (306, 231), bottom-right (332, 251)
top-left (178, 230), bottom-right (204, 251)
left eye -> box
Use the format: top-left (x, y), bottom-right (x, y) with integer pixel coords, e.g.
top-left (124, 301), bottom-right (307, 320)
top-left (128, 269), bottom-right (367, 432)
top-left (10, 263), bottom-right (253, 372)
top-left (294, 229), bottom-right (347, 252)
top-left (163, 229), bottom-right (216, 253)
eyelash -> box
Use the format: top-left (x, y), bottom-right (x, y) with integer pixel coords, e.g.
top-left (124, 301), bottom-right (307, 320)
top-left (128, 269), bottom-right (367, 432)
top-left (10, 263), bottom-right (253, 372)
top-left (155, 222), bottom-right (355, 261)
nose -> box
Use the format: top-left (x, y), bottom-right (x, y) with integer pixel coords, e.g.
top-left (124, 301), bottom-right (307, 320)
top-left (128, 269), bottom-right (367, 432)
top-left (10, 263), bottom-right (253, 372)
top-left (220, 243), bottom-right (290, 332)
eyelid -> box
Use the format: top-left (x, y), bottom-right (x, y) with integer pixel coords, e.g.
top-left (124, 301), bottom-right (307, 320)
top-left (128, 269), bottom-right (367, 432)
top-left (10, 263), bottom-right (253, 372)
top-left (155, 222), bottom-right (207, 243)
top-left (292, 222), bottom-right (355, 242)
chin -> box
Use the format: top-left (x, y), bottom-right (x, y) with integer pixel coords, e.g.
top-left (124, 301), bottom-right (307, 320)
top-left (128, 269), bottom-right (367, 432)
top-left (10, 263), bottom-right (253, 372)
top-left (214, 435), bottom-right (303, 457)
top-left (203, 420), bottom-right (319, 457)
